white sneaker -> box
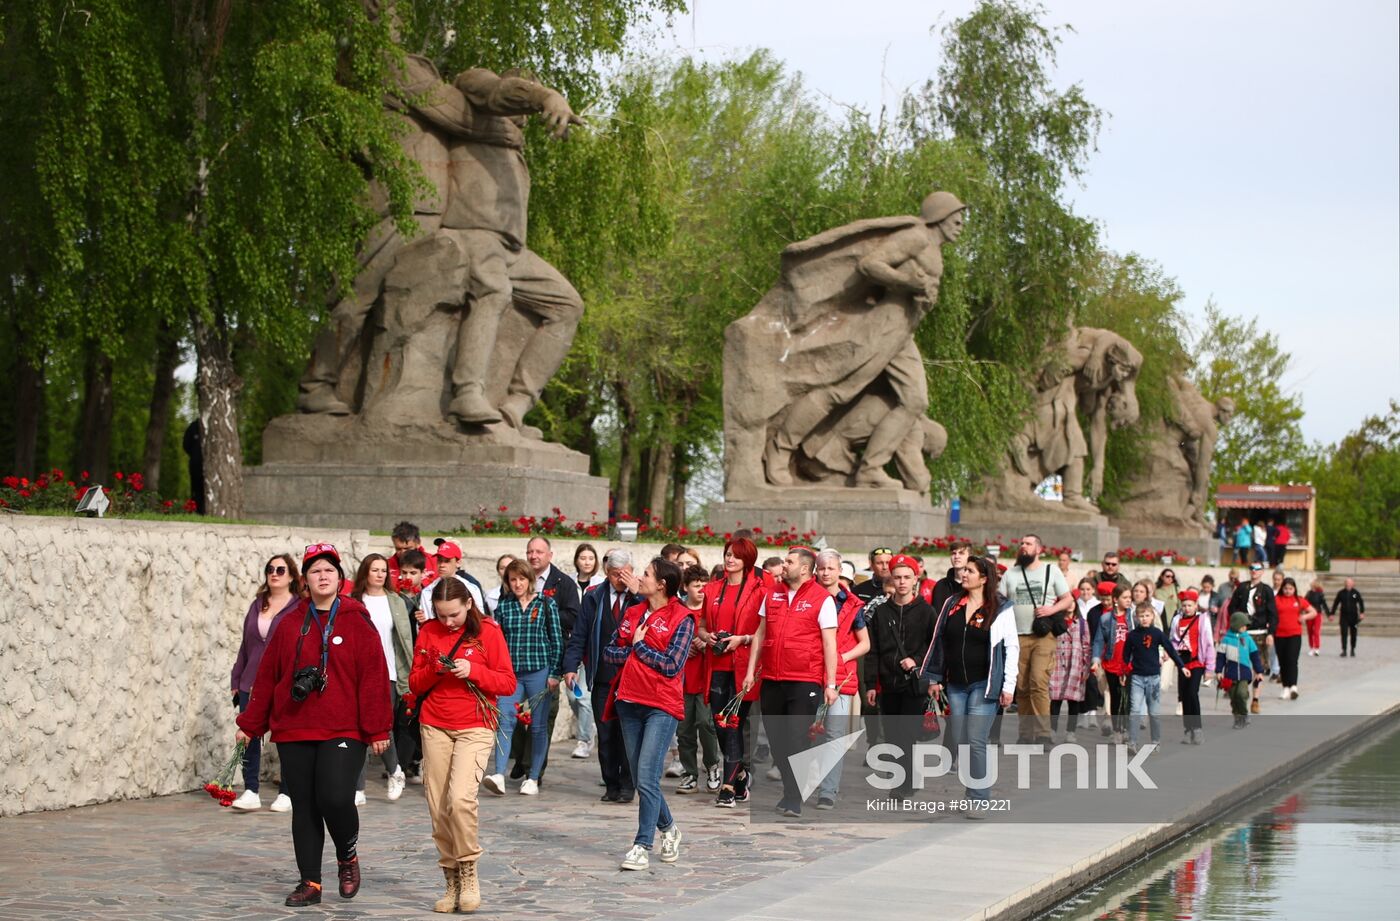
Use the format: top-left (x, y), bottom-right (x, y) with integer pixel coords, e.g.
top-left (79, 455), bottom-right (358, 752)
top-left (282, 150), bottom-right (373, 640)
top-left (571, 740), bottom-right (593, 759)
top-left (519, 778), bottom-right (539, 796)
top-left (386, 769), bottom-right (406, 802)
top-left (766, 765), bottom-right (781, 781)
top-left (269, 793), bottom-right (292, 813)
top-left (1065, 732), bottom-right (1077, 744)
top-left (230, 789), bottom-right (262, 812)
top-left (1290, 686), bottom-right (1299, 700)
top-left (354, 790), bottom-right (367, 807)
top-left (658, 824), bottom-right (682, 863)
top-left (482, 773), bottom-right (506, 796)
top-left (664, 758), bottom-right (684, 778)
top-left (1279, 688), bottom-right (1292, 700)
top-left (619, 844), bottom-right (649, 871)
top-left (706, 765), bottom-right (722, 792)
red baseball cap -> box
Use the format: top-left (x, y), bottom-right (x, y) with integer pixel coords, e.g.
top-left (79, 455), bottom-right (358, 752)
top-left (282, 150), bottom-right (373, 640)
top-left (302, 542), bottom-right (342, 570)
top-left (435, 539), bottom-right (463, 561)
top-left (888, 554), bottom-right (922, 576)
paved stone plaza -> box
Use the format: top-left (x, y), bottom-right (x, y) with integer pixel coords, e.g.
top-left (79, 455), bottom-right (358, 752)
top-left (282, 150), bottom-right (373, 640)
top-left (3, 637), bottom-right (1397, 921)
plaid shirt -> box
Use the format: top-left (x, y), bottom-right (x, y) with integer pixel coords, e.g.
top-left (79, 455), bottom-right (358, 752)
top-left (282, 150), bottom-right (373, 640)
top-left (494, 593), bottom-right (563, 677)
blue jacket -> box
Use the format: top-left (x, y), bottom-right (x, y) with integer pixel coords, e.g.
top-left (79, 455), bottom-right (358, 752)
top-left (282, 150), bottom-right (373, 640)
top-left (562, 582), bottom-right (640, 683)
top-left (1215, 630), bottom-right (1264, 683)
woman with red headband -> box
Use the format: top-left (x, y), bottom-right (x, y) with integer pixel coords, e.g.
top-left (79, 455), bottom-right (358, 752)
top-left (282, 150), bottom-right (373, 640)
top-left (237, 543), bottom-right (393, 908)
top-left (702, 538), bottom-right (765, 808)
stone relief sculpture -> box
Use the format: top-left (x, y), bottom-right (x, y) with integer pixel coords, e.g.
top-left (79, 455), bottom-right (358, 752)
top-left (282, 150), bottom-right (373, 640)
top-left (721, 192), bottom-right (965, 499)
top-left (978, 326), bottom-right (1143, 513)
top-left (296, 5), bottom-right (583, 440)
top-left (1114, 376), bottom-right (1234, 531)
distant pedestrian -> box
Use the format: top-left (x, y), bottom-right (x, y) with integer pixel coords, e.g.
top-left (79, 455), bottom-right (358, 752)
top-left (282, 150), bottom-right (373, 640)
top-left (1272, 578), bottom-right (1315, 699)
top-left (1233, 522), bottom-right (1253, 565)
top-left (1331, 578), bottom-right (1366, 657)
top-left (1252, 520), bottom-right (1267, 565)
top-left (1304, 579), bottom-right (1328, 656)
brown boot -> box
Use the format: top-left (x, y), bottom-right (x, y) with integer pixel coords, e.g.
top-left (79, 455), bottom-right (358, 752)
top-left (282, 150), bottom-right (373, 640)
top-left (1250, 698), bottom-right (1261, 715)
top-left (457, 860), bottom-right (481, 913)
top-left (432, 866), bottom-right (459, 913)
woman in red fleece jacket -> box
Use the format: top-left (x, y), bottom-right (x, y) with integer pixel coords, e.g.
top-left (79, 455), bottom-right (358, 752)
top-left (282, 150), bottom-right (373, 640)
top-left (237, 543), bottom-right (392, 909)
top-left (409, 577), bottom-right (516, 914)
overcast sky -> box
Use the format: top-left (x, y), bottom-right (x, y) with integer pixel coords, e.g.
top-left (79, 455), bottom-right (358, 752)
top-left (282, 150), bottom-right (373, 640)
top-left (637, 0), bottom-right (1400, 445)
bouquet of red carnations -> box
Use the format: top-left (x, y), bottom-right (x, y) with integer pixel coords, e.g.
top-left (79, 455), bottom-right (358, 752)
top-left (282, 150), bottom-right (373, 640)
top-left (807, 674), bottom-right (855, 740)
top-left (922, 691), bottom-right (943, 734)
top-left (515, 687), bottom-right (552, 727)
top-left (203, 741), bottom-right (247, 807)
top-left (713, 691), bottom-right (744, 729)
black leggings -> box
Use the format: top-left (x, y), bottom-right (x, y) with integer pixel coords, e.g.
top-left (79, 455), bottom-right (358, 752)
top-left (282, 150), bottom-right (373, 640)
top-left (278, 738), bottom-right (366, 883)
top-left (1276, 635), bottom-right (1303, 687)
top-left (1104, 672), bottom-right (1129, 733)
top-left (708, 670), bottom-right (753, 789)
top-left (1178, 667), bottom-right (1204, 731)
top-left (1050, 698), bottom-right (1086, 733)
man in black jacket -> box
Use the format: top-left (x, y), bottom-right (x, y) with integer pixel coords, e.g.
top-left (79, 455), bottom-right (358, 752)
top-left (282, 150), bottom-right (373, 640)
top-left (863, 555), bottom-right (936, 798)
top-left (854, 546), bottom-right (894, 742)
top-left (1332, 578), bottom-right (1366, 656)
top-left (930, 540), bottom-right (972, 615)
top-left (563, 548), bottom-right (639, 801)
top-left (1231, 562), bottom-right (1277, 712)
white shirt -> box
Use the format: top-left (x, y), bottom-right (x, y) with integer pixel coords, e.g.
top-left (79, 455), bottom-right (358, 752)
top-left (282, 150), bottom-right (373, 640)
top-left (361, 594), bottom-right (396, 682)
top-left (421, 574), bottom-right (485, 621)
top-left (756, 585), bottom-right (838, 629)
top-left (1253, 525), bottom-right (1266, 545)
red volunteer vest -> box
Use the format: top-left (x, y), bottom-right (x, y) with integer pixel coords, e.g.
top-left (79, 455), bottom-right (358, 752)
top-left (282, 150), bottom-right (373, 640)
top-left (613, 598), bottom-right (693, 721)
top-left (759, 578), bottom-right (831, 685)
top-left (833, 591), bottom-right (865, 694)
top-left (1104, 611), bottom-right (1131, 676)
top-left (703, 573), bottom-right (766, 700)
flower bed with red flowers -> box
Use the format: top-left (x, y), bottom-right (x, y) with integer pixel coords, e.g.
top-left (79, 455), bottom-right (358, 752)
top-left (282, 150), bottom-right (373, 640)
top-left (0, 468), bottom-right (197, 516)
top-left (458, 507), bottom-right (815, 549)
top-left (901, 535), bottom-right (1072, 559)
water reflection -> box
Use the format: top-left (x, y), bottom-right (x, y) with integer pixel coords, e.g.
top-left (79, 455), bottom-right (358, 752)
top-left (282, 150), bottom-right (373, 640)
top-left (1043, 720), bottom-right (1400, 920)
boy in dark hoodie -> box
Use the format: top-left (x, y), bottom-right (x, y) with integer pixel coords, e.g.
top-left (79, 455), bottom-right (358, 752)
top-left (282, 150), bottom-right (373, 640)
top-left (1122, 603), bottom-right (1188, 753)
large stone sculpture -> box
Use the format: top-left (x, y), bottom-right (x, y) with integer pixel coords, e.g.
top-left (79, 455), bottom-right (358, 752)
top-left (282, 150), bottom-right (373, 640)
top-left (721, 192), bottom-right (965, 499)
top-left (981, 326), bottom-right (1144, 513)
top-left (295, 16), bottom-right (583, 438)
top-left (1114, 376), bottom-right (1234, 531)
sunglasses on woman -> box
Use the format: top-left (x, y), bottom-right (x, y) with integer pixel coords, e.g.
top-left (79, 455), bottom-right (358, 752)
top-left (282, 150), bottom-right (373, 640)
top-left (265, 564), bottom-right (288, 576)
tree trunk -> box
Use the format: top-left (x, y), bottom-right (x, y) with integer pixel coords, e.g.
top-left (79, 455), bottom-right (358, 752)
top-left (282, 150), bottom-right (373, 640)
top-left (670, 444), bottom-right (688, 527)
top-left (75, 345), bottom-right (115, 483)
top-left (12, 344), bottom-right (43, 478)
top-left (193, 312), bottom-right (244, 518)
top-left (647, 438), bottom-right (672, 524)
top-left (614, 383), bottom-right (635, 519)
top-left (142, 320), bottom-right (180, 489)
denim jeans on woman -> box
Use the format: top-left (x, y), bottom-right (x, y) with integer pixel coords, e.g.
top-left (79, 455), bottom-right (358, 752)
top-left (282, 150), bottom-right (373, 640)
top-left (943, 681), bottom-right (999, 801)
top-left (1128, 674), bottom-right (1163, 746)
top-left (614, 699), bottom-right (678, 849)
top-left (491, 667), bottom-right (553, 779)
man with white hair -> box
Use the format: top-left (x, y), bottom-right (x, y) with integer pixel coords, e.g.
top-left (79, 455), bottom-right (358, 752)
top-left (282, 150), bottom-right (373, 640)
top-left (563, 549), bottom-right (640, 802)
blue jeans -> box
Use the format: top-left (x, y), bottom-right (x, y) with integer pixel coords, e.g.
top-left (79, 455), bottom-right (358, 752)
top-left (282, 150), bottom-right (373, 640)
top-left (816, 694), bottom-right (853, 800)
top-left (944, 681), bottom-right (999, 800)
top-left (1128, 674), bottom-right (1162, 745)
top-left (615, 700), bottom-right (677, 849)
top-left (570, 664), bottom-right (594, 744)
top-left (237, 690), bottom-right (287, 795)
top-left (492, 668), bottom-right (553, 779)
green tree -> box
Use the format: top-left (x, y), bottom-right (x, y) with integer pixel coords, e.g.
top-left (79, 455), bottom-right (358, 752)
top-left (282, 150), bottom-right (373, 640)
top-left (1301, 402), bottom-right (1399, 562)
top-left (1189, 301), bottom-right (1307, 488)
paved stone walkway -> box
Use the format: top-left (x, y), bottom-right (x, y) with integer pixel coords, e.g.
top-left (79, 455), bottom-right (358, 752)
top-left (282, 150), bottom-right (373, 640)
top-left (3, 638), bottom-right (1397, 920)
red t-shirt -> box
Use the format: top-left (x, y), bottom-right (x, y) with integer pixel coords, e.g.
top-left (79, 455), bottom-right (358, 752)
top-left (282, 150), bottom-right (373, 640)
top-left (409, 619), bottom-right (516, 730)
top-left (1274, 596), bottom-right (1312, 639)
top-left (1103, 611), bottom-right (1132, 676)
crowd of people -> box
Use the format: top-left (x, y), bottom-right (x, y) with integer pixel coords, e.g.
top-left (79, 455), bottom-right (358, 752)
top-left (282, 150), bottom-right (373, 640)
top-left (229, 523), bottom-right (1368, 911)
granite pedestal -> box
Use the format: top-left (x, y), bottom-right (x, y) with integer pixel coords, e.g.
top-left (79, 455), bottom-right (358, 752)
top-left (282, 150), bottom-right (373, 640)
top-left (957, 503), bottom-right (1121, 559)
top-left (244, 414), bottom-right (608, 532)
top-left (707, 487), bottom-right (948, 553)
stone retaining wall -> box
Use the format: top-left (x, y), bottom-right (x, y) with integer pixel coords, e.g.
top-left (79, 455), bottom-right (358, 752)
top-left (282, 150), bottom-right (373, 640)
top-left (0, 516), bottom-right (373, 816)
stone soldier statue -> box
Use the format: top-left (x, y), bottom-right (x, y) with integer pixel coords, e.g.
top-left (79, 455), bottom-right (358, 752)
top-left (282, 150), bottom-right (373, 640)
top-left (722, 192), bottom-right (965, 497)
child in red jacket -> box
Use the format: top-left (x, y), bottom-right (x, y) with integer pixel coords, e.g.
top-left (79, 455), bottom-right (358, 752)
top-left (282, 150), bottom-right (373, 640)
top-left (410, 578), bottom-right (516, 913)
